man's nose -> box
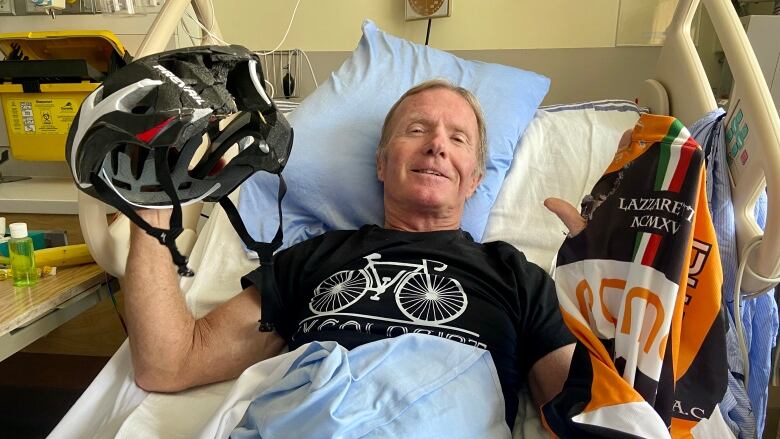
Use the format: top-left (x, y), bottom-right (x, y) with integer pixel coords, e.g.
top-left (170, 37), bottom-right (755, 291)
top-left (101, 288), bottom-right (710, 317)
top-left (426, 128), bottom-right (448, 157)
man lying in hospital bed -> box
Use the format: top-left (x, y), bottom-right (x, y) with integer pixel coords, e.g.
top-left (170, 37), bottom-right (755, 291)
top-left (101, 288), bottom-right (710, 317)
top-left (67, 36), bottom-right (579, 434)
top-left (59, 1), bottom-right (780, 433)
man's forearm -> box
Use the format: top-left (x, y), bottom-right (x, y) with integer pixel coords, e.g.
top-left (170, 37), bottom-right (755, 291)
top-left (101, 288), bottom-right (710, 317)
top-left (122, 210), bottom-right (198, 390)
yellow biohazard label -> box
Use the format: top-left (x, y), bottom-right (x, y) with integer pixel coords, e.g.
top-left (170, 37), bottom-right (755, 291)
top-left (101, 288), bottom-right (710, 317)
top-left (4, 97), bottom-right (78, 135)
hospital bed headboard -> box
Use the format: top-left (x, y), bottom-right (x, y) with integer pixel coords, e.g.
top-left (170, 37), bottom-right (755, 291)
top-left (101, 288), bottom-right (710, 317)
top-left (645, 0), bottom-right (780, 294)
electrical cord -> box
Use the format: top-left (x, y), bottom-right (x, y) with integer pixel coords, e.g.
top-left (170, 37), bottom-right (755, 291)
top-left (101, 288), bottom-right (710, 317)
top-left (299, 49), bottom-right (318, 88)
top-left (258, 0), bottom-right (302, 56)
top-left (185, 9), bottom-right (230, 45)
top-left (182, 5), bottom-right (278, 98)
top-left (186, 0), bottom-right (317, 91)
top-left (104, 272), bottom-right (128, 335)
top-left (179, 15), bottom-right (201, 46)
top-left (256, 0), bottom-right (319, 90)
top-left (732, 235), bottom-right (780, 389)
top-left (179, 0), bottom-right (220, 45)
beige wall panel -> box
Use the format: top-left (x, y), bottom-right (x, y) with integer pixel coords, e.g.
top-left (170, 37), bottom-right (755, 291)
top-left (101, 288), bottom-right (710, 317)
top-left (215, 0), bottom-right (620, 51)
top-left (617, 0), bottom-right (678, 46)
top-left (454, 47), bottom-right (662, 104)
top-left (695, 7), bottom-right (722, 97)
top-left (214, 0), bottom-right (403, 52)
top-left (401, 0), bottom-right (620, 49)
top-left (273, 46), bottom-right (661, 105)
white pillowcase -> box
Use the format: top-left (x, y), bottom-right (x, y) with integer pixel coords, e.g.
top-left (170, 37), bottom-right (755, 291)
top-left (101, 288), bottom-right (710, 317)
top-left (483, 100), bottom-right (643, 273)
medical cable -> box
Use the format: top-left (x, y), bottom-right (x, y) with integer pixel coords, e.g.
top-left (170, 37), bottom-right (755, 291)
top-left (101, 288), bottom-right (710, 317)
top-left (425, 19), bottom-right (432, 45)
top-left (299, 49), bottom-right (318, 88)
top-left (258, 0), bottom-right (302, 56)
top-left (732, 235), bottom-right (780, 389)
top-left (185, 9), bottom-right (230, 46)
top-left (253, 0), bottom-right (318, 89)
top-left (195, 0), bottom-right (224, 44)
top-left (182, 8), bottom-right (277, 97)
top-left (104, 272), bottom-right (128, 335)
top-left (178, 16), bottom-right (200, 46)
top-left (266, 81), bottom-right (276, 100)
top-left (187, 0), bottom-right (317, 90)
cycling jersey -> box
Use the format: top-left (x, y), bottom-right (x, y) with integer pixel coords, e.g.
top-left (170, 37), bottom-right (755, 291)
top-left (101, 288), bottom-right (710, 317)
top-left (543, 114), bottom-right (729, 437)
top-left (242, 225), bottom-right (575, 428)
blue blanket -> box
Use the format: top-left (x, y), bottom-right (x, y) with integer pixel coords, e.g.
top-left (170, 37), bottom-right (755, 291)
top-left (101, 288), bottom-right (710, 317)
top-left (230, 334), bottom-right (511, 439)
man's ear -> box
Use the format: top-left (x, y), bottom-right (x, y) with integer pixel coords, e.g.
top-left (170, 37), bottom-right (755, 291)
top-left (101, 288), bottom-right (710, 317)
top-left (466, 172), bottom-right (483, 198)
top-left (376, 152), bottom-right (386, 182)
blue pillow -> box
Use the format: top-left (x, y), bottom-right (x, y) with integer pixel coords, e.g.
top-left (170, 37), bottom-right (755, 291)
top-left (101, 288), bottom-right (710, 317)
top-left (238, 20), bottom-right (549, 249)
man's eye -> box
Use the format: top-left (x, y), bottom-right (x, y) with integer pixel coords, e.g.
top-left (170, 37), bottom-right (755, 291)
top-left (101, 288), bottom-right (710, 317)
top-left (409, 126), bottom-right (424, 133)
top-left (452, 135), bottom-right (467, 144)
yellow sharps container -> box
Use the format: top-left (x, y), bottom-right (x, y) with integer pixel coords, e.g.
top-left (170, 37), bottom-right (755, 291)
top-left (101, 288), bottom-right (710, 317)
top-left (0, 30), bottom-right (130, 161)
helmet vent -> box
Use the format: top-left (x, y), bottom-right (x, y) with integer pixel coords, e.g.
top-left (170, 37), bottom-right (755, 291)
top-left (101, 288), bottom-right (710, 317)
top-left (111, 178), bottom-right (131, 190)
top-left (131, 106), bottom-right (152, 115)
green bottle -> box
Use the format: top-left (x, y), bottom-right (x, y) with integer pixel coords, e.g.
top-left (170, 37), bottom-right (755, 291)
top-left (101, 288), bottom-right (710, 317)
top-left (9, 222), bottom-right (39, 287)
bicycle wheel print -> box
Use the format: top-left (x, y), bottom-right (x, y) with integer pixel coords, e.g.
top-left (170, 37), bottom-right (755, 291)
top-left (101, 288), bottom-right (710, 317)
top-left (395, 272), bottom-right (467, 324)
top-left (310, 270), bottom-right (369, 314)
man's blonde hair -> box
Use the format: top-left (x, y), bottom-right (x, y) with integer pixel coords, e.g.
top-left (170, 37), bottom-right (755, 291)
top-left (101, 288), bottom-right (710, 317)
top-left (376, 79), bottom-right (487, 177)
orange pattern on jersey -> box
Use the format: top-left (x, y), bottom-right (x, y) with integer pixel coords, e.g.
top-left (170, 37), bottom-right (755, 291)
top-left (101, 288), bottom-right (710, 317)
top-left (544, 114), bottom-right (728, 438)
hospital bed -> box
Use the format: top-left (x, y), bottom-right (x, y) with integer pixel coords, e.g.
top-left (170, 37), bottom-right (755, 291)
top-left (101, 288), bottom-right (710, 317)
top-left (50, 0), bottom-right (780, 437)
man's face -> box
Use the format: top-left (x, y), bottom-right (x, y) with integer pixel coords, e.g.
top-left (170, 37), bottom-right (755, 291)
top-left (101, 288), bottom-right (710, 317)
top-left (377, 88), bottom-right (482, 216)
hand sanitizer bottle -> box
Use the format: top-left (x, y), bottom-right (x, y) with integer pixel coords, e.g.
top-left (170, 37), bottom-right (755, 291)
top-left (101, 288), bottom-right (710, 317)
top-left (9, 223), bottom-right (39, 287)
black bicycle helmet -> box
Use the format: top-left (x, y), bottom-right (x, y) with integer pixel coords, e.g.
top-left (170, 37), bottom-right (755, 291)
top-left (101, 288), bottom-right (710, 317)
top-left (66, 45), bottom-right (292, 331)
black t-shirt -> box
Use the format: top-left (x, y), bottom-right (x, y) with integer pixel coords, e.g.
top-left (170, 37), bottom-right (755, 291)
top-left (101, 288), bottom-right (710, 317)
top-left (242, 225), bottom-right (574, 427)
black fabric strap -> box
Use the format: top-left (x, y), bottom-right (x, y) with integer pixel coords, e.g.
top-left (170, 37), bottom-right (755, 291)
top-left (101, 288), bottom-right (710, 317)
top-left (89, 172), bottom-right (193, 277)
top-left (219, 174), bottom-right (287, 332)
top-left (152, 148), bottom-right (194, 276)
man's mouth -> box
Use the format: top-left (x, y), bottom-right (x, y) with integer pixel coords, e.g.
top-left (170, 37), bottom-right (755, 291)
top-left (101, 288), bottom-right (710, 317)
top-left (413, 169), bottom-right (446, 178)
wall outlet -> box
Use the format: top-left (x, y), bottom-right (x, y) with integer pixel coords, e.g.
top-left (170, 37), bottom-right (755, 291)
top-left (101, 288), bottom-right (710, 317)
top-left (0, 0), bottom-right (14, 14)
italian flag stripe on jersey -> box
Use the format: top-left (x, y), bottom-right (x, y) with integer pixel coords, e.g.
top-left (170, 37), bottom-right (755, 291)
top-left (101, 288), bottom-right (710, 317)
top-left (654, 119), bottom-right (695, 193)
top-left (632, 232), bottom-right (662, 267)
top-left (669, 138), bottom-right (697, 193)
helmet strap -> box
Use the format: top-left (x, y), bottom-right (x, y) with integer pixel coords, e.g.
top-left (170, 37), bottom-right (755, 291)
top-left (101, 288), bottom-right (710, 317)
top-left (88, 153), bottom-right (194, 277)
top-left (218, 174), bottom-right (287, 333)
top-left (152, 147), bottom-right (194, 277)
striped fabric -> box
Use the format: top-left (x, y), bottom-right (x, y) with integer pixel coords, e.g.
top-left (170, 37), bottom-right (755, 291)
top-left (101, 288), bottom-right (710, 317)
top-left (273, 99), bottom-right (301, 115)
top-left (690, 108), bottom-right (779, 438)
top-left (543, 114), bottom-right (731, 438)
top-left (541, 99), bottom-right (648, 114)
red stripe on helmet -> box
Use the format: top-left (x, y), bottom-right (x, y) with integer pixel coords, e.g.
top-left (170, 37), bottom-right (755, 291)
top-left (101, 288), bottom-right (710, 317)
top-left (135, 116), bottom-right (176, 143)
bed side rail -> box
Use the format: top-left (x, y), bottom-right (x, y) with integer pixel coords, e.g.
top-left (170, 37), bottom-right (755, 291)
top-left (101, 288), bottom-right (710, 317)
top-left (654, 0), bottom-right (780, 294)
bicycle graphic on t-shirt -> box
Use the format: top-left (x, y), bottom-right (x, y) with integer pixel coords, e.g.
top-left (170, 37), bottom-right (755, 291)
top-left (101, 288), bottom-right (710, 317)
top-left (309, 253), bottom-right (468, 324)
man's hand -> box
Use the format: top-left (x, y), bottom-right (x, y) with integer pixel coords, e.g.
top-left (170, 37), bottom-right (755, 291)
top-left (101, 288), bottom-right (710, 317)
top-left (544, 198), bottom-right (586, 237)
top-left (544, 128), bottom-right (634, 239)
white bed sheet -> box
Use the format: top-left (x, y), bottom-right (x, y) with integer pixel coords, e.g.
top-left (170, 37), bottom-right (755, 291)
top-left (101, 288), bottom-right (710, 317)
top-left (49, 101), bottom-right (642, 439)
top-left (484, 101), bottom-right (642, 271)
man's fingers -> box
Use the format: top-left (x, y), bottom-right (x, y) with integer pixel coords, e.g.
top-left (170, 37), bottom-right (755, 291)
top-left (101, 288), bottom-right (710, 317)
top-left (544, 197), bottom-right (587, 237)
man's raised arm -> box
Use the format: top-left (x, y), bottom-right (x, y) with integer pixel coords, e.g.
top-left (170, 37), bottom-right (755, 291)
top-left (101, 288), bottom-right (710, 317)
top-left (122, 209), bottom-right (285, 392)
